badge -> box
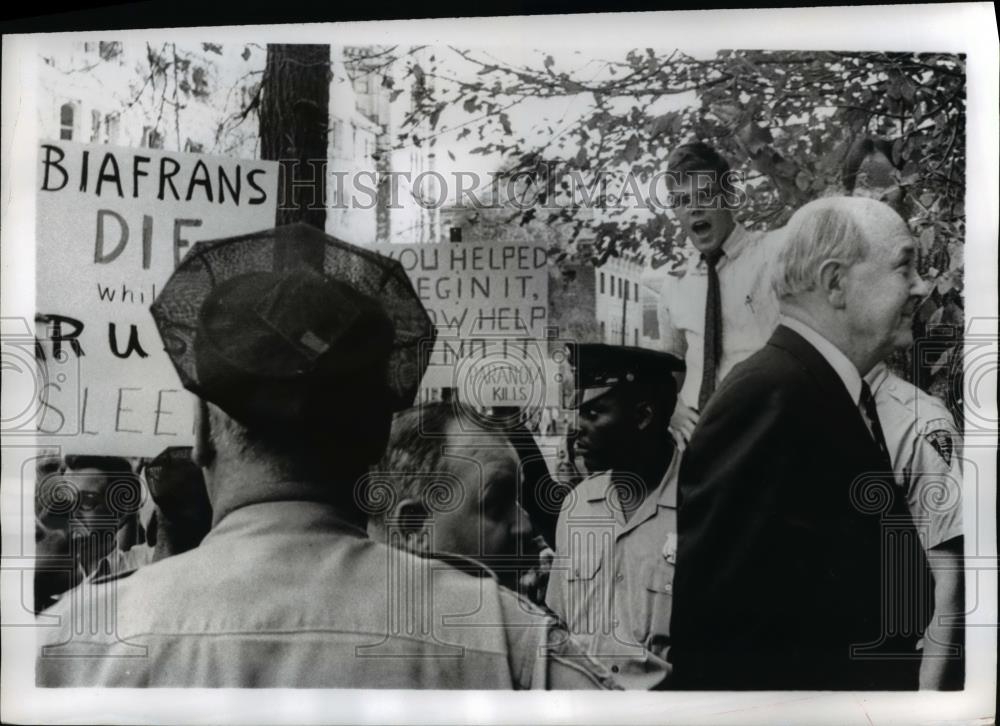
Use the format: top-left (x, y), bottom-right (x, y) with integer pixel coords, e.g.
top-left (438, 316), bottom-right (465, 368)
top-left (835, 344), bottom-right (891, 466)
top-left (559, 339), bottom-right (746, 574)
top-left (662, 533), bottom-right (678, 564)
top-left (924, 428), bottom-right (954, 466)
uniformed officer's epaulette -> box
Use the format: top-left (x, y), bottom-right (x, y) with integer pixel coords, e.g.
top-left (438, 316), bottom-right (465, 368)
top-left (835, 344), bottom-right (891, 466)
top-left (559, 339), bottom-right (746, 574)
top-left (421, 550), bottom-right (501, 583)
top-left (89, 567), bottom-right (139, 587)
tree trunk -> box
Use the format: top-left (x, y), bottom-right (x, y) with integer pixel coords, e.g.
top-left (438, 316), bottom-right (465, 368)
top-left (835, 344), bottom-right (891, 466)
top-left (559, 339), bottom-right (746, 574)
top-left (259, 44), bottom-right (330, 269)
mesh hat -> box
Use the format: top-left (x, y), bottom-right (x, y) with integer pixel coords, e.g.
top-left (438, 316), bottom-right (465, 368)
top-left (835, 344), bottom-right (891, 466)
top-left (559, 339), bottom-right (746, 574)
top-left (149, 224), bottom-right (435, 436)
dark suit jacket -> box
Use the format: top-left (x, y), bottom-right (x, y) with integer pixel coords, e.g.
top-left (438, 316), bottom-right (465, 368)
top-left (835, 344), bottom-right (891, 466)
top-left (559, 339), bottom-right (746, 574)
top-left (670, 325), bottom-right (928, 690)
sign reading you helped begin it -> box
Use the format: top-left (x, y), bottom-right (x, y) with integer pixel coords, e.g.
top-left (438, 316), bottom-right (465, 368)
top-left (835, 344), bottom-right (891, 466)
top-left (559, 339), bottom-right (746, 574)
top-left (34, 140), bottom-right (279, 456)
top-left (371, 241), bottom-right (559, 409)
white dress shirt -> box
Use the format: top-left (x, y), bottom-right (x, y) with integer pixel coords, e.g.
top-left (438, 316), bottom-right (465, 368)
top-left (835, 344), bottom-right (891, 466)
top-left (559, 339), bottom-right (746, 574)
top-left (658, 224), bottom-right (783, 409)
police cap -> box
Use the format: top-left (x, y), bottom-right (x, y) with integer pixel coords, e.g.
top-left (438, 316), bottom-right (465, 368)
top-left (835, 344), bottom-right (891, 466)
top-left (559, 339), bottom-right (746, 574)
top-left (567, 343), bottom-right (684, 409)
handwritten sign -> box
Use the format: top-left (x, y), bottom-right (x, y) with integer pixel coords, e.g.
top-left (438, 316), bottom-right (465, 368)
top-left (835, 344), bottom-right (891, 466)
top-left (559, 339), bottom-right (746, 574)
top-left (371, 241), bottom-right (559, 408)
top-left (34, 140), bottom-right (279, 456)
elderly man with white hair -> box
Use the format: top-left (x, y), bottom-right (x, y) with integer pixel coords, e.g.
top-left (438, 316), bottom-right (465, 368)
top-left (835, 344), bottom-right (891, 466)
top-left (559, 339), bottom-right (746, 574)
top-left (669, 197), bottom-right (933, 691)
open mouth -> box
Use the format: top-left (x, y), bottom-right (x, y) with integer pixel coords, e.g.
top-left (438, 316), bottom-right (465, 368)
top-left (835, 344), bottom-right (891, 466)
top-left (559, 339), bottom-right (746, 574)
top-left (691, 220), bottom-right (711, 235)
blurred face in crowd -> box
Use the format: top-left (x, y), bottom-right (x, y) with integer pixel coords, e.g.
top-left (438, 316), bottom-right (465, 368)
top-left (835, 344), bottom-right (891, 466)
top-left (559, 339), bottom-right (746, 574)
top-left (65, 467), bottom-right (116, 534)
top-left (422, 421), bottom-right (531, 558)
top-left (574, 389), bottom-right (638, 474)
top-left (841, 212), bottom-right (929, 367)
top-left (667, 173), bottom-right (736, 256)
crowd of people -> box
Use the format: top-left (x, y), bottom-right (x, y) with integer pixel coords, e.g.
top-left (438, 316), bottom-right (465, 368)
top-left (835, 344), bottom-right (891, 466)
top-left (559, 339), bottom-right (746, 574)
top-left (35, 142), bottom-right (964, 691)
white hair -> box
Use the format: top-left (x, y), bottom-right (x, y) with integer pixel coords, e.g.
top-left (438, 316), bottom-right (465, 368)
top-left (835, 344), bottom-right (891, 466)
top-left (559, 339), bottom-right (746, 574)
top-left (772, 196), bottom-right (907, 300)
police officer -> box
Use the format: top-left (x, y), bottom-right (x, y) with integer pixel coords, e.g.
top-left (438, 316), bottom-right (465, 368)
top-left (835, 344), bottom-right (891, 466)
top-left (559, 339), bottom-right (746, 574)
top-left (36, 224), bottom-right (618, 690)
top-left (545, 343), bottom-right (685, 689)
top-left (866, 361), bottom-right (965, 690)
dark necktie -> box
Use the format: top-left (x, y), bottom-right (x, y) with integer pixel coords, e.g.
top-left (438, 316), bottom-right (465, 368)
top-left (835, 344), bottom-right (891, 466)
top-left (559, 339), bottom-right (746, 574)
top-left (859, 381), bottom-right (893, 468)
top-left (697, 249), bottom-right (724, 411)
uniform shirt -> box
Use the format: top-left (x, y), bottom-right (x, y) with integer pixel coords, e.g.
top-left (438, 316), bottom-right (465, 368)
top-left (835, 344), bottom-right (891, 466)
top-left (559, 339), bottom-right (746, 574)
top-left (658, 224), bottom-right (782, 410)
top-left (37, 500), bottom-right (618, 690)
top-left (545, 448), bottom-right (681, 689)
top-left (866, 363), bottom-right (963, 550)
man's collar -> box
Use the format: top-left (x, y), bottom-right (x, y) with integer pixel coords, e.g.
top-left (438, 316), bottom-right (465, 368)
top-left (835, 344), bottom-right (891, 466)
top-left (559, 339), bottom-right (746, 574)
top-left (864, 361), bottom-right (890, 391)
top-left (779, 314), bottom-right (863, 404)
top-left (583, 439), bottom-right (680, 509)
top-left (691, 223), bottom-right (751, 270)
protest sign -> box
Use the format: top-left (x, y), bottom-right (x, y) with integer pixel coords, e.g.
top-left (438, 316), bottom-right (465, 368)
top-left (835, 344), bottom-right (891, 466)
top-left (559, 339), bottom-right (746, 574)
top-left (370, 240), bottom-right (560, 409)
top-left (33, 140), bottom-right (279, 456)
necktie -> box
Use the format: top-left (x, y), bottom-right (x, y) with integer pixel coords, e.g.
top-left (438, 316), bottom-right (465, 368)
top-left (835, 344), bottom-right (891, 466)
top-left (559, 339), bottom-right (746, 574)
top-left (859, 381), bottom-right (893, 468)
top-left (697, 249), bottom-right (724, 411)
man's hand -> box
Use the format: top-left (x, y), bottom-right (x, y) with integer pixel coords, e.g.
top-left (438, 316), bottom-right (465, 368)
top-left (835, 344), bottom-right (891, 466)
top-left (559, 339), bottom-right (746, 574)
top-left (670, 402), bottom-right (700, 443)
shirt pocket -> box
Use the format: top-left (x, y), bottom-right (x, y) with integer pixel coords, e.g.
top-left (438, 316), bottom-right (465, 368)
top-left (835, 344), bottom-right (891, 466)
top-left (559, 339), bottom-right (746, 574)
top-left (635, 557), bottom-right (674, 652)
top-left (565, 541), bottom-right (608, 636)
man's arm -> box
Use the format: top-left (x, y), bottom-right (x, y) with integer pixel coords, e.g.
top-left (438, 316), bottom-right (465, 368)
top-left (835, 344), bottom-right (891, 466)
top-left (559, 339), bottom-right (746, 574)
top-left (658, 276), bottom-right (698, 441)
top-left (903, 411), bottom-right (965, 690)
top-left (543, 507), bottom-right (570, 622)
top-left (920, 537), bottom-right (964, 690)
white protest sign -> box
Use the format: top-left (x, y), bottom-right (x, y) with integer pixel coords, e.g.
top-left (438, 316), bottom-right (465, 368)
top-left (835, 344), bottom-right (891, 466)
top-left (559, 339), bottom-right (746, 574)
top-left (34, 140), bottom-right (279, 456)
top-left (370, 241), bottom-right (560, 409)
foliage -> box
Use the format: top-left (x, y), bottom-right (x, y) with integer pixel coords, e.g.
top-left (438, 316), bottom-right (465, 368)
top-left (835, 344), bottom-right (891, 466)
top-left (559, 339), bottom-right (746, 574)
top-left (396, 49), bottom-right (965, 287)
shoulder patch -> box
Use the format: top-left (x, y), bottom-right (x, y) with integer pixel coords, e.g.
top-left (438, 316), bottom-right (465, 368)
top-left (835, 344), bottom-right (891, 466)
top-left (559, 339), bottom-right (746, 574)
top-left (924, 428), bottom-right (954, 466)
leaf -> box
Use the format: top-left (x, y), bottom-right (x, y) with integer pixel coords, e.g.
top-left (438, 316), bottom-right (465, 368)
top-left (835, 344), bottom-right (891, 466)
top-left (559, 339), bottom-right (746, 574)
top-left (891, 138), bottom-right (905, 166)
top-left (241, 47), bottom-right (251, 61)
top-left (646, 112), bottom-right (676, 140)
top-left (447, 150), bottom-right (456, 161)
top-left (389, 89), bottom-right (404, 103)
top-left (499, 113), bottom-right (512, 136)
top-left (621, 135), bottom-right (640, 163)
top-left (919, 226), bottom-right (935, 255)
top-left (463, 97), bottom-right (477, 113)
top-left (544, 55), bottom-right (555, 69)
top-left (202, 43), bottom-right (223, 55)
top-left (794, 170), bottom-right (811, 192)
top-left (936, 274), bottom-right (955, 295)
top-left (428, 102), bottom-right (447, 130)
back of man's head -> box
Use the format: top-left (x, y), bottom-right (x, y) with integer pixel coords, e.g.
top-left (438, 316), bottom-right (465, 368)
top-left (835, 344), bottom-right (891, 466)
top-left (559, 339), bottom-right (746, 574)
top-left (365, 402), bottom-right (490, 523)
top-left (772, 196), bottom-right (909, 302)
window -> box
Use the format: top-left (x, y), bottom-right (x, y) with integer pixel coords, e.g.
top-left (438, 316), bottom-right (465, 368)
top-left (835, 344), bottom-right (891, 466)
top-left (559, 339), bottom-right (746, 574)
top-left (449, 227), bottom-right (462, 242)
top-left (142, 126), bottom-right (164, 149)
top-left (90, 110), bottom-right (102, 142)
top-left (618, 278), bottom-right (622, 298)
top-left (600, 272), bottom-right (605, 295)
top-left (104, 114), bottom-right (120, 144)
top-left (610, 275), bottom-right (615, 295)
top-left (634, 328), bottom-right (639, 346)
top-left (599, 321), bottom-right (606, 341)
top-left (59, 103), bottom-right (74, 140)
top-left (624, 280), bottom-right (630, 301)
top-left (635, 284), bottom-right (639, 302)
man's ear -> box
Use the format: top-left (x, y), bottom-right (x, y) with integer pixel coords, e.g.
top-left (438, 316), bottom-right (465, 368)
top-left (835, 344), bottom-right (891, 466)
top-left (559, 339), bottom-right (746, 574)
top-left (634, 399), bottom-right (656, 433)
top-left (192, 398), bottom-right (215, 468)
top-left (817, 258), bottom-right (849, 308)
top-left (388, 497), bottom-right (431, 552)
